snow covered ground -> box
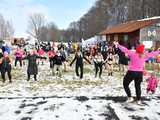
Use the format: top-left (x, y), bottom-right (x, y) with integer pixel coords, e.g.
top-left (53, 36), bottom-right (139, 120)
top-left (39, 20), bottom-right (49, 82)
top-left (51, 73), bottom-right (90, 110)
top-left (0, 62), bottom-right (160, 120)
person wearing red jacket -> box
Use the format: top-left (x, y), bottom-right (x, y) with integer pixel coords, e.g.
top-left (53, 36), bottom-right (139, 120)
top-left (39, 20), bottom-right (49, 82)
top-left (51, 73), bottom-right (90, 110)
top-left (48, 48), bottom-right (56, 75)
top-left (38, 47), bottom-right (45, 65)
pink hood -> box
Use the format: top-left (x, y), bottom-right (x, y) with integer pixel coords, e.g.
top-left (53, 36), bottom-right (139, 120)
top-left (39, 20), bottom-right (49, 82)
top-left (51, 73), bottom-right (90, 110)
top-left (147, 75), bottom-right (158, 91)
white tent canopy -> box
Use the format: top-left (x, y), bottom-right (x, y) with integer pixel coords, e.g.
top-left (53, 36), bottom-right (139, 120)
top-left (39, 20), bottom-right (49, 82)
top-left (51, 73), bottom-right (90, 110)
top-left (82, 36), bottom-right (100, 48)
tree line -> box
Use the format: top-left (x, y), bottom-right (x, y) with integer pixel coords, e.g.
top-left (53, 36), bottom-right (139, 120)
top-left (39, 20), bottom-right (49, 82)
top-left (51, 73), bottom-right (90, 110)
top-left (63, 0), bottom-right (160, 42)
top-left (27, 13), bottom-right (61, 44)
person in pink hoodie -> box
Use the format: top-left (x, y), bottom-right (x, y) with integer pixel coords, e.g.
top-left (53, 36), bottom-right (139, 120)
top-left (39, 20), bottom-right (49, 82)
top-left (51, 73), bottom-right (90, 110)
top-left (114, 41), bottom-right (160, 104)
top-left (147, 73), bottom-right (159, 94)
top-left (14, 46), bottom-right (24, 67)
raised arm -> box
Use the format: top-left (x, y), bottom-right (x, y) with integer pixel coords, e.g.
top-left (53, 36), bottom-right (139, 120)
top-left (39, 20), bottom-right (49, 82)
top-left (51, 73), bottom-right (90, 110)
top-left (117, 44), bottom-right (133, 56)
top-left (114, 41), bottom-right (132, 56)
top-left (145, 51), bottom-right (160, 59)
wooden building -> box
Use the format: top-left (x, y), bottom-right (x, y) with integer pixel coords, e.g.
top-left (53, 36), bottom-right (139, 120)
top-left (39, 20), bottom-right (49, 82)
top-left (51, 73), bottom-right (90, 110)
top-left (11, 37), bottom-right (25, 46)
top-left (100, 17), bottom-right (160, 49)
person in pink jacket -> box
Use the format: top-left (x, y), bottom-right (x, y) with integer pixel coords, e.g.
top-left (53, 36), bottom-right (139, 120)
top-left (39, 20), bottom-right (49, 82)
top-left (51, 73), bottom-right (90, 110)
top-left (14, 46), bottom-right (24, 67)
top-left (114, 41), bottom-right (160, 104)
top-left (147, 73), bottom-right (159, 94)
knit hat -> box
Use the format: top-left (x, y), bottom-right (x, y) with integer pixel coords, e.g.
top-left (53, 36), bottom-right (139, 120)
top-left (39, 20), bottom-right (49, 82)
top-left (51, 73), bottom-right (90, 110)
top-left (136, 44), bottom-right (145, 54)
top-left (3, 51), bottom-right (9, 57)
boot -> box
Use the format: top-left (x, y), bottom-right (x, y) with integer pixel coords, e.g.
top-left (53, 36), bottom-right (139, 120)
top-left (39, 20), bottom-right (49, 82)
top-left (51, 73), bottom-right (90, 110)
top-left (9, 79), bottom-right (12, 83)
top-left (2, 79), bottom-right (5, 83)
top-left (111, 72), bottom-right (113, 76)
top-left (34, 75), bottom-right (37, 81)
top-left (27, 76), bottom-right (30, 81)
top-left (108, 73), bottom-right (110, 76)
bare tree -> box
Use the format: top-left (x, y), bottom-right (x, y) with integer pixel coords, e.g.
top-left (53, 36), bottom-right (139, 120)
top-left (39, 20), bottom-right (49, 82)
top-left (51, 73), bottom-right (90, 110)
top-left (0, 14), bottom-right (14, 40)
top-left (47, 22), bottom-right (59, 42)
top-left (27, 13), bottom-right (46, 43)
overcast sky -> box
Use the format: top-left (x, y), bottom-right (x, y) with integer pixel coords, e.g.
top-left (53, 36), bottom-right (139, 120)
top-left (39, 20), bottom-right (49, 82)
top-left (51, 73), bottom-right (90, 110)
top-left (0, 0), bottom-right (96, 36)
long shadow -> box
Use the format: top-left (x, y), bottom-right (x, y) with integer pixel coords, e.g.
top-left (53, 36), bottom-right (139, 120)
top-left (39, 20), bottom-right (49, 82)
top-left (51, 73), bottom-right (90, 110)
top-left (91, 96), bottom-right (153, 103)
top-left (0, 96), bottom-right (157, 102)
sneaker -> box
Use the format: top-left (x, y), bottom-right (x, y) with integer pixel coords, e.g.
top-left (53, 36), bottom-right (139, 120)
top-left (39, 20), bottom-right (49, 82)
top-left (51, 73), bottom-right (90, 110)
top-left (137, 100), bottom-right (142, 105)
top-left (146, 95), bottom-right (151, 100)
top-left (126, 97), bottom-right (134, 103)
top-left (147, 92), bottom-right (154, 100)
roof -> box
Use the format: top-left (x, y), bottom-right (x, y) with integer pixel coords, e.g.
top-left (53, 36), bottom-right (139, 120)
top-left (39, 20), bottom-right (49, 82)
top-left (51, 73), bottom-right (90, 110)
top-left (100, 17), bottom-right (160, 35)
top-left (138, 16), bottom-right (160, 21)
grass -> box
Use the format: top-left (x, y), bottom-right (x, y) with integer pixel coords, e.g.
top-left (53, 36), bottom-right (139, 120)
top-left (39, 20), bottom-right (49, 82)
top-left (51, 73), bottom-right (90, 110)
top-left (28, 87), bottom-right (39, 92)
top-left (37, 79), bottom-right (109, 90)
top-left (12, 69), bottom-right (24, 79)
top-left (83, 67), bottom-right (93, 73)
top-left (26, 84), bottom-right (39, 92)
top-left (16, 79), bottom-right (109, 92)
top-left (0, 68), bottom-right (23, 83)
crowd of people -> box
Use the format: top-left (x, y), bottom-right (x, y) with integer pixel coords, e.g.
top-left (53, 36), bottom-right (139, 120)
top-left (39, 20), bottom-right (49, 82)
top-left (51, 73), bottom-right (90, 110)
top-left (0, 41), bottom-right (125, 82)
top-left (0, 41), bottom-right (160, 105)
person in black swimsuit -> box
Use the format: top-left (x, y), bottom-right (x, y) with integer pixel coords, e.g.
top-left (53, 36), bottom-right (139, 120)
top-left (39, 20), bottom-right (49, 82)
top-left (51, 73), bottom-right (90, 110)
top-left (106, 52), bottom-right (114, 76)
top-left (70, 47), bottom-right (91, 79)
top-left (93, 51), bottom-right (104, 78)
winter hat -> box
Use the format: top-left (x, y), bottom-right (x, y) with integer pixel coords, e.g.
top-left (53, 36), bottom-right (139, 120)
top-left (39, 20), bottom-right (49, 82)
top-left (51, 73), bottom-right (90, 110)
top-left (136, 44), bottom-right (145, 54)
top-left (3, 51), bottom-right (9, 57)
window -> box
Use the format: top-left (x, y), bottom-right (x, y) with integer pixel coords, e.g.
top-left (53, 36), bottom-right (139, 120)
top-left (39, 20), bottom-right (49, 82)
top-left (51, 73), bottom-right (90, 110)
top-left (124, 35), bottom-right (128, 42)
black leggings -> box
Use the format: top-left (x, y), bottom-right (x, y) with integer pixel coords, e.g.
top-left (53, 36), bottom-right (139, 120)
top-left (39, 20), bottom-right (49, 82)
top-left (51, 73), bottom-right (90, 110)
top-left (15, 57), bottom-right (22, 67)
top-left (94, 62), bottom-right (103, 78)
top-left (76, 64), bottom-right (83, 79)
top-left (1, 69), bottom-right (12, 83)
top-left (123, 71), bottom-right (143, 100)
